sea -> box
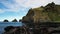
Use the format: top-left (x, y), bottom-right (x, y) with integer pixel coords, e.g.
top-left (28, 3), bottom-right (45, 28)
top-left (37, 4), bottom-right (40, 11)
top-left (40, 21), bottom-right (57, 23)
top-left (0, 22), bottom-right (23, 34)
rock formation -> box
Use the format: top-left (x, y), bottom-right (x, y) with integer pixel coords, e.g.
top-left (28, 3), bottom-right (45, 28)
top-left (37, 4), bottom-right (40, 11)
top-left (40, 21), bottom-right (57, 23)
top-left (3, 26), bottom-right (22, 34)
top-left (19, 19), bottom-right (22, 22)
top-left (3, 19), bottom-right (9, 22)
top-left (22, 2), bottom-right (60, 23)
top-left (12, 19), bottom-right (18, 22)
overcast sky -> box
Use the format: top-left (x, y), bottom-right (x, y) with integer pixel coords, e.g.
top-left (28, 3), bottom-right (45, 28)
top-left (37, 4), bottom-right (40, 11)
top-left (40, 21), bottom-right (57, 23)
top-left (0, 0), bottom-right (60, 21)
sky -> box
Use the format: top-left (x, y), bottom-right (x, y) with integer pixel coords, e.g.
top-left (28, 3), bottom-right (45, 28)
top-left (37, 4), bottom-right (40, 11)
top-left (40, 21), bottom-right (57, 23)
top-left (0, 0), bottom-right (60, 21)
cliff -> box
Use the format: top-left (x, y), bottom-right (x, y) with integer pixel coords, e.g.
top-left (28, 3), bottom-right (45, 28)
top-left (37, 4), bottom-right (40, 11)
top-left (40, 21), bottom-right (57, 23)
top-left (22, 2), bottom-right (60, 23)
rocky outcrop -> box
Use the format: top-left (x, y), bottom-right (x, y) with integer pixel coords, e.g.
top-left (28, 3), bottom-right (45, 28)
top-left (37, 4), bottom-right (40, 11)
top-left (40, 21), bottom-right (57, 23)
top-left (3, 19), bottom-right (9, 22)
top-left (19, 19), bottom-right (22, 22)
top-left (22, 2), bottom-right (60, 23)
top-left (12, 19), bottom-right (18, 22)
top-left (3, 26), bottom-right (22, 34)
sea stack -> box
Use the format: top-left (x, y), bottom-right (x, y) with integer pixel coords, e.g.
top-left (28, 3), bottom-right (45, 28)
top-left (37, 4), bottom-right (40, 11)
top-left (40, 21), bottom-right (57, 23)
top-left (3, 19), bottom-right (9, 22)
top-left (12, 19), bottom-right (18, 22)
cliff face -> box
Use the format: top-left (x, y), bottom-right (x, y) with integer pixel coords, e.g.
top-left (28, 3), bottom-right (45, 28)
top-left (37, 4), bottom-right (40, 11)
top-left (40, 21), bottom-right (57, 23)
top-left (22, 2), bottom-right (60, 23)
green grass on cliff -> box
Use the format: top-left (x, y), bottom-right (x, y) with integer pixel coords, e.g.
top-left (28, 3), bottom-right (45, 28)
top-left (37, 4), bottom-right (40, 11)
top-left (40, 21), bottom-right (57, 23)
top-left (33, 6), bottom-right (60, 21)
top-left (48, 12), bottom-right (60, 21)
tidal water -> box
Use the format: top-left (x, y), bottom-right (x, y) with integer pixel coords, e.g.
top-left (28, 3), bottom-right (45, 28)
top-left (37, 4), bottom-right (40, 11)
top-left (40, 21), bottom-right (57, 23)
top-left (0, 22), bottom-right (23, 34)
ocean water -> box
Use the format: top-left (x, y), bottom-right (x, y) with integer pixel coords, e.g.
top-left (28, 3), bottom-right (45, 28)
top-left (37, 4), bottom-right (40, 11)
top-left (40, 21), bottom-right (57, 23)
top-left (0, 22), bottom-right (23, 34)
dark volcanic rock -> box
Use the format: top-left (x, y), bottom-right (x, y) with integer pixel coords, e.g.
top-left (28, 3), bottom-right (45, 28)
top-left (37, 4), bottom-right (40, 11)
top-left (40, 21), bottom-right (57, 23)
top-left (3, 26), bottom-right (22, 34)
top-left (4, 26), bottom-right (14, 32)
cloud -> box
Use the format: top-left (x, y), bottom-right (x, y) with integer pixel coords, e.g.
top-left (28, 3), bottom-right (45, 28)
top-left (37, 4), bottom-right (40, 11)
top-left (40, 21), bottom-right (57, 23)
top-left (0, 0), bottom-right (20, 12)
top-left (0, 9), bottom-right (5, 13)
top-left (0, 0), bottom-right (29, 13)
top-left (13, 0), bottom-right (58, 8)
top-left (53, 0), bottom-right (60, 4)
top-left (0, 0), bottom-right (60, 13)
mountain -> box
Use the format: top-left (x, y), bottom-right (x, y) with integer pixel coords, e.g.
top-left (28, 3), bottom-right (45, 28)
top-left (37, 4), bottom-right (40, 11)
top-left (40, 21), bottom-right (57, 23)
top-left (22, 2), bottom-right (60, 23)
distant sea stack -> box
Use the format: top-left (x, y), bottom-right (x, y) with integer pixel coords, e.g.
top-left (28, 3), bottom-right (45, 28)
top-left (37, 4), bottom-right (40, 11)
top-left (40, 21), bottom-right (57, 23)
top-left (19, 19), bottom-right (22, 22)
top-left (3, 19), bottom-right (9, 22)
top-left (12, 19), bottom-right (18, 22)
top-left (22, 2), bottom-right (60, 23)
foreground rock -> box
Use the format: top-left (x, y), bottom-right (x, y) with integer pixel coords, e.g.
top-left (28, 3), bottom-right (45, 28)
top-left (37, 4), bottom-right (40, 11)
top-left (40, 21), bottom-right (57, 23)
top-left (3, 26), bottom-right (22, 34)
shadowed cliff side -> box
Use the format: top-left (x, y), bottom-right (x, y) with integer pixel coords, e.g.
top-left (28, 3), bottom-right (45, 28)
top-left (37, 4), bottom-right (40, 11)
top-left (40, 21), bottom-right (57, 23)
top-left (22, 2), bottom-right (60, 23)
